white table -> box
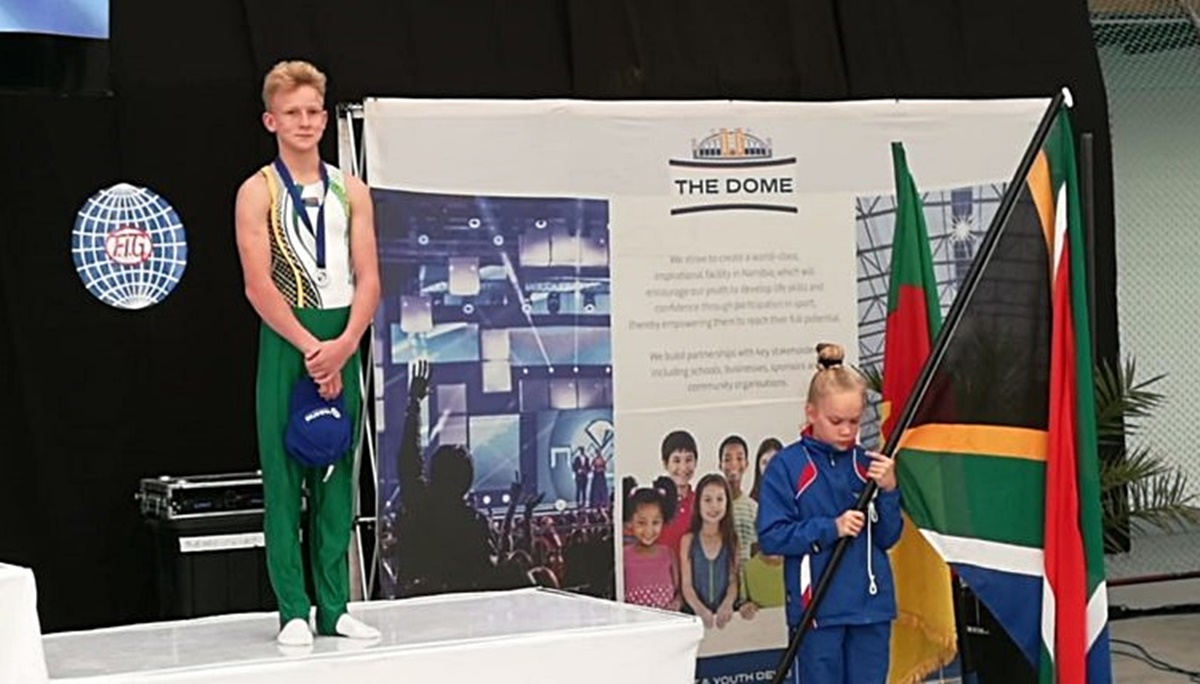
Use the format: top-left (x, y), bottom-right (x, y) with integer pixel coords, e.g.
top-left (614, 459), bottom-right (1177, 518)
top-left (0, 562), bottom-right (49, 683)
top-left (44, 588), bottom-right (704, 684)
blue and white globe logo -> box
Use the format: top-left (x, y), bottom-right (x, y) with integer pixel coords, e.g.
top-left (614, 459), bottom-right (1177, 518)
top-left (72, 183), bottom-right (188, 310)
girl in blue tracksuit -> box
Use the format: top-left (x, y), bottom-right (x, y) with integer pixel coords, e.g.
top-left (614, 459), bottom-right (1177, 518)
top-left (757, 343), bottom-right (904, 683)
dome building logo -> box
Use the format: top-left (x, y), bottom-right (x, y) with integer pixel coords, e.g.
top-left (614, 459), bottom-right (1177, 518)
top-left (668, 127), bottom-right (799, 216)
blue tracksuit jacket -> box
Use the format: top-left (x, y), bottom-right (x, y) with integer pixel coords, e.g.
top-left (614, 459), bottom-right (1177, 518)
top-left (756, 434), bottom-right (903, 628)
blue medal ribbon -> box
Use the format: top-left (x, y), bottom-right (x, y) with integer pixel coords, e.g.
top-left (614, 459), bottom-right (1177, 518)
top-left (273, 158), bottom-right (329, 279)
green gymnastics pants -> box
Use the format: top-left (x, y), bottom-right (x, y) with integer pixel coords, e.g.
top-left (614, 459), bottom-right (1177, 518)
top-left (257, 307), bottom-right (361, 634)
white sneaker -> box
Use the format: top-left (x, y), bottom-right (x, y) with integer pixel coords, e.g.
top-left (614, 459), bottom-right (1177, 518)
top-left (277, 618), bottom-right (314, 646)
top-left (334, 613), bottom-right (381, 640)
top-left (277, 643), bottom-right (313, 657)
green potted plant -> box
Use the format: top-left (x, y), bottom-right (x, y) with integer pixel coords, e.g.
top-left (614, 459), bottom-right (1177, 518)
top-left (1095, 358), bottom-right (1198, 552)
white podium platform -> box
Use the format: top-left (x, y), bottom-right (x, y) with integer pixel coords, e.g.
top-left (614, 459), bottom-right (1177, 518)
top-left (1, 562), bottom-right (49, 683)
top-left (43, 589), bottom-right (703, 684)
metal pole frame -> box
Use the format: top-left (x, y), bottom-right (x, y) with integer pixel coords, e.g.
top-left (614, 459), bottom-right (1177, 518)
top-left (335, 101), bottom-right (379, 601)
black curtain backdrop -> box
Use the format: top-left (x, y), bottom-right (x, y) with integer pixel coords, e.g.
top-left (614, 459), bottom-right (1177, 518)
top-left (0, 0), bottom-right (1115, 642)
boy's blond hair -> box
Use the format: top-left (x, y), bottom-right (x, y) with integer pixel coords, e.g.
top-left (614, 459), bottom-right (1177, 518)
top-left (262, 60), bottom-right (327, 110)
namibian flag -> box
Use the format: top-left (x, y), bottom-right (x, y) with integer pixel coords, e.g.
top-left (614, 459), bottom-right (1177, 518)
top-left (891, 98), bottom-right (1112, 683)
top-left (882, 142), bottom-right (959, 684)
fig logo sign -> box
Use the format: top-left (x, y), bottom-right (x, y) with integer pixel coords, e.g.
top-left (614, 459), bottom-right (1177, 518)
top-left (105, 225), bottom-right (154, 265)
top-left (72, 183), bottom-right (188, 310)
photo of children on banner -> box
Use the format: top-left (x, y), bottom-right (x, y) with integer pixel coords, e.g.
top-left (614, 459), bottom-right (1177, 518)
top-left (392, 360), bottom-right (616, 599)
top-left (656, 430), bottom-right (698, 556)
top-left (717, 434), bottom-right (760, 620)
top-left (680, 473), bottom-right (739, 629)
top-left (622, 475), bottom-right (680, 611)
top-left (744, 438), bottom-right (785, 610)
top-left (757, 343), bottom-right (902, 684)
top-left (624, 428), bottom-right (793, 629)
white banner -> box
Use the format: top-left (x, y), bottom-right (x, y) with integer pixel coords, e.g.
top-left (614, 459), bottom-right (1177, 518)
top-left (362, 97), bottom-right (1047, 674)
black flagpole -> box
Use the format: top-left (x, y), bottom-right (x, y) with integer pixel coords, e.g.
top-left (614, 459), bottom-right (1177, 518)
top-left (769, 89), bottom-right (1067, 684)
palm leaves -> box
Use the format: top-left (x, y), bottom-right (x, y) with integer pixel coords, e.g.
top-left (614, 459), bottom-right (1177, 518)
top-left (1096, 358), bottom-right (1198, 551)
